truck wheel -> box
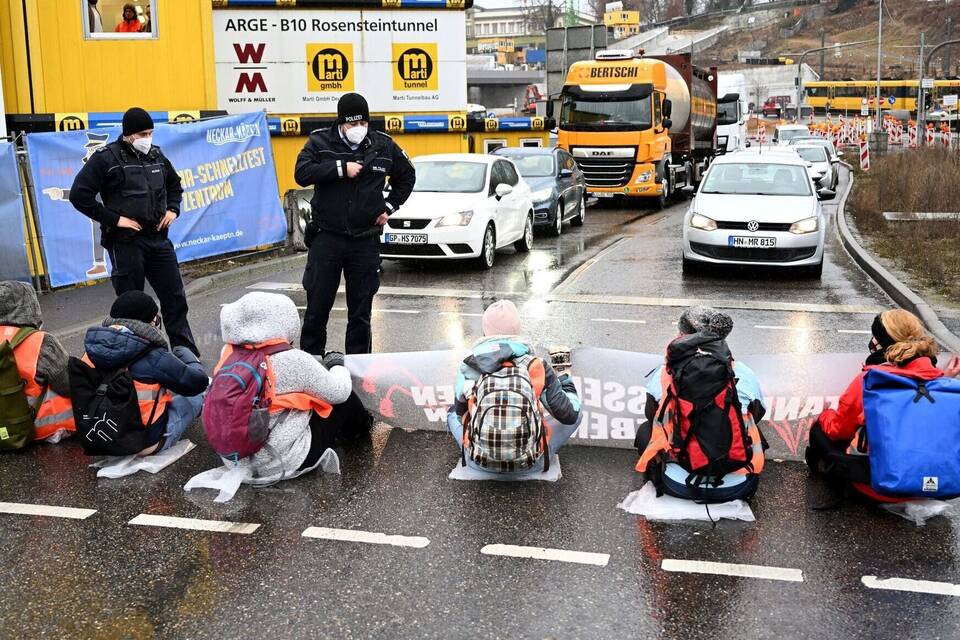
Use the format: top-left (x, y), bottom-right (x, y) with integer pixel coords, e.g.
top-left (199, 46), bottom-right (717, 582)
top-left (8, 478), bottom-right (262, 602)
top-left (656, 173), bottom-right (672, 210)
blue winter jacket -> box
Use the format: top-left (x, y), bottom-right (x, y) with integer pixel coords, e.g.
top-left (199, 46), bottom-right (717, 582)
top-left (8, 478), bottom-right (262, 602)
top-left (83, 317), bottom-right (208, 444)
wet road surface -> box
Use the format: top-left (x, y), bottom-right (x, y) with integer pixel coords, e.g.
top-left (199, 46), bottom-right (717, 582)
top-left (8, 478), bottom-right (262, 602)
top-left (6, 166), bottom-right (960, 639)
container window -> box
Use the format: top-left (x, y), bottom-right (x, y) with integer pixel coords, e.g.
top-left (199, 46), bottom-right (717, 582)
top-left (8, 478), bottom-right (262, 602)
top-left (484, 139), bottom-right (507, 153)
top-left (84, 0), bottom-right (157, 40)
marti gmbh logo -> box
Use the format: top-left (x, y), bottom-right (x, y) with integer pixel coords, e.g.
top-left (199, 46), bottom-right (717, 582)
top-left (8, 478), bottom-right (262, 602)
top-left (308, 44), bottom-right (355, 92)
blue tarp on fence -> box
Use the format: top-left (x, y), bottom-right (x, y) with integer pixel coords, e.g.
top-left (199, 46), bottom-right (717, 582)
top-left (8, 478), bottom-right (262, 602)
top-left (25, 112), bottom-right (287, 288)
top-left (0, 142), bottom-right (31, 283)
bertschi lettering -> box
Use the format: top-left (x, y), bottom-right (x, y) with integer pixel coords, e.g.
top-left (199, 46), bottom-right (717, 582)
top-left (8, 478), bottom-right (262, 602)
top-left (589, 66), bottom-right (639, 79)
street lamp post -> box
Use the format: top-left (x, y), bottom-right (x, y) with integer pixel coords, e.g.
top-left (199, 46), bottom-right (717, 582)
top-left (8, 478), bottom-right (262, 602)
top-left (875, 0), bottom-right (883, 131)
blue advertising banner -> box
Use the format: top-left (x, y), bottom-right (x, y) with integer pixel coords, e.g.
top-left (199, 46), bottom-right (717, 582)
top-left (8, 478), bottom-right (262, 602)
top-left (25, 112), bottom-right (286, 288)
top-left (0, 142), bottom-right (31, 283)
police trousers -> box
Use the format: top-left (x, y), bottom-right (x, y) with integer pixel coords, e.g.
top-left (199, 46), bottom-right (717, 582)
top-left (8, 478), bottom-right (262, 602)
top-left (301, 231), bottom-right (381, 356)
top-left (105, 233), bottom-right (199, 357)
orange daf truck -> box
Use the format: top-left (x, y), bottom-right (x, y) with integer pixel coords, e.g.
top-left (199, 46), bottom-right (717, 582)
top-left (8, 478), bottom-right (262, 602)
top-left (548, 50), bottom-right (726, 208)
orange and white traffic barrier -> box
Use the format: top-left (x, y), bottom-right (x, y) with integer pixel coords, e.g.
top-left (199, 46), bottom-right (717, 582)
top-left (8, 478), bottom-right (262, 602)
top-left (859, 135), bottom-right (870, 171)
top-left (926, 124), bottom-right (935, 147)
top-left (909, 122), bottom-right (918, 148)
top-left (758, 124), bottom-right (767, 145)
top-left (942, 125), bottom-right (952, 149)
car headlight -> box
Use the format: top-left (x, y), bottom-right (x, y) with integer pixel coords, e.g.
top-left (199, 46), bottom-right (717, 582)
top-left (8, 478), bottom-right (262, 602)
top-left (690, 213), bottom-right (717, 231)
top-left (789, 217), bottom-right (819, 234)
top-left (531, 188), bottom-right (553, 203)
top-left (437, 210), bottom-right (474, 227)
top-left (635, 171), bottom-right (653, 184)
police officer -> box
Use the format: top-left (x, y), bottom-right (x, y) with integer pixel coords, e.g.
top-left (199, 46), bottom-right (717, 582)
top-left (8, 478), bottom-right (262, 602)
top-left (295, 93), bottom-right (415, 355)
top-left (69, 107), bottom-right (199, 356)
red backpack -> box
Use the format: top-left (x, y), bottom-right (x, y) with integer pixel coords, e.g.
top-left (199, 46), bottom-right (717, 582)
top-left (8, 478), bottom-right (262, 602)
top-left (203, 342), bottom-right (290, 462)
top-left (658, 332), bottom-right (751, 483)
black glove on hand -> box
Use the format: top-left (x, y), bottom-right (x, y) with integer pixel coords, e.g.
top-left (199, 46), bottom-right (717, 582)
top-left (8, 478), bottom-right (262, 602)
top-left (548, 345), bottom-right (572, 377)
top-left (322, 351), bottom-right (345, 369)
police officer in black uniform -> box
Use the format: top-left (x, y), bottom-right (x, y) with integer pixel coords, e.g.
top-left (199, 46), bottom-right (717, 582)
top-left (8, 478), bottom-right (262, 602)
top-left (295, 93), bottom-right (415, 355)
top-left (69, 107), bottom-right (199, 356)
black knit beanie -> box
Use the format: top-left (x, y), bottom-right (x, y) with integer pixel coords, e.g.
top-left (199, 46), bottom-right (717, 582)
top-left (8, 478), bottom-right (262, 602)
top-left (122, 107), bottom-right (154, 136)
top-left (871, 313), bottom-right (896, 350)
top-left (110, 291), bottom-right (159, 324)
top-left (337, 93), bottom-right (369, 124)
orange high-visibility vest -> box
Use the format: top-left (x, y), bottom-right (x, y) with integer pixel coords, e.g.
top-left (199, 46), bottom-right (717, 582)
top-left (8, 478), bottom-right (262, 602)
top-left (0, 325), bottom-right (75, 440)
top-left (79, 353), bottom-right (171, 426)
top-left (215, 343), bottom-right (333, 418)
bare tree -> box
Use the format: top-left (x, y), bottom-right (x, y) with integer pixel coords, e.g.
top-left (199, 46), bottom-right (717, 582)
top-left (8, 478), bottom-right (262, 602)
top-left (521, 0), bottom-right (567, 33)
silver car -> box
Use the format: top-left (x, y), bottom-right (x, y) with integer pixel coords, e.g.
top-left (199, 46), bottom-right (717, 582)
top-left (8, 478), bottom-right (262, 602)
top-left (793, 144), bottom-right (835, 190)
top-left (788, 137), bottom-right (842, 187)
top-left (682, 154), bottom-right (835, 278)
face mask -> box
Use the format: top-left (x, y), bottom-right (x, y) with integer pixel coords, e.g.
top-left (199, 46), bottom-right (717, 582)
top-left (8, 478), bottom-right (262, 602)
top-left (131, 136), bottom-right (152, 155)
top-left (345, 125), bottom-right (367, 145)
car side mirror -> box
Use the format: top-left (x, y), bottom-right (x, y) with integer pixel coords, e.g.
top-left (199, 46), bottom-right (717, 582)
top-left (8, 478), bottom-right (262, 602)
top-left (495, 183), bottom-right (513, 199)
top-left (817, 188), bottom-right (836, 201)
top-left (546, 101), bottom-right (554, 118)
top-left (680, 184), bottom-right (696, 195)
top-left (663, 98), bottom-right (673, 118)
top-left (559, 168), bottom-right (573, 178)
top-left (836, 151), bottom-right (844, 157)
top-left (663, 118), bottom-right (673, 130)
top-left (745, 140), bottom-right (752, 147)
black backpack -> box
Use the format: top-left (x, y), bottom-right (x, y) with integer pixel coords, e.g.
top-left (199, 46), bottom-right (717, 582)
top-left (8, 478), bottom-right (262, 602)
top-left (68, 356), bottom-right (161, 456)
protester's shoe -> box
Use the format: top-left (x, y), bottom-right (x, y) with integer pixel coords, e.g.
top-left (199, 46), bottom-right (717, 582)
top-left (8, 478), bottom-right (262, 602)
top-left (86, 262), bottom-right (108, 278)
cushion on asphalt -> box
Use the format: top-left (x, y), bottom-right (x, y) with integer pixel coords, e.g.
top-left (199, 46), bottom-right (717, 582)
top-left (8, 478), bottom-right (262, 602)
top-left (449, 455), bottom-right (562, 482)
top-left (89, 439), bottom-right (196, 478)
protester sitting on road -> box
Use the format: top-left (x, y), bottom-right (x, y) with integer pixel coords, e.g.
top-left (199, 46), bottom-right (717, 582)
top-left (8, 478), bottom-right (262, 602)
top-left (806, 309), bottom-right (960, 502)
top-left (73, 291), bottom-right (208, 456)
top-left (0, 280), bottom-right (74, 445)
top-left (209, 292), bottom-right (370, 485)
top-left (447, 299), bottom-right (582, 476)
top-left (635, 307), bottom-right (767, 502)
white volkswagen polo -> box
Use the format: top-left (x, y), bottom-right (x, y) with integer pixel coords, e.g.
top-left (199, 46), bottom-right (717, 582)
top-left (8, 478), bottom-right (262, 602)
top-left (682, 152), bottom-right (835, 278)
top-left (380, 154), bottom-right (535, 269)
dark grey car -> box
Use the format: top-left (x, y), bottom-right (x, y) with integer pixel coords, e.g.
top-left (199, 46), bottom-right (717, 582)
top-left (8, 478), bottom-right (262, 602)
top-left (492, 146), bottom-right (586, 236)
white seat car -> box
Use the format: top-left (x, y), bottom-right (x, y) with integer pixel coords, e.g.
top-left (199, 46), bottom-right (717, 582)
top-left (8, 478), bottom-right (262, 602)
top-left (792, 143), bottom-right (835, 190)
top-left (773, 123), bottom-right (811, 145)
top-left (788, 136), bottom-right (842, 187)
top-left (682, 153), bottom-right (835, 278)
top-left (380, 154), bottom-right (535, 269)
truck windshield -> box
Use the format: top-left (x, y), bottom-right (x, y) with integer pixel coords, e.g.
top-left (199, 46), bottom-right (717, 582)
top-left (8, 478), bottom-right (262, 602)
top-left (560, 95), bottom-right (652, 131)
top-left (717, 100), bottom-right (738, 126)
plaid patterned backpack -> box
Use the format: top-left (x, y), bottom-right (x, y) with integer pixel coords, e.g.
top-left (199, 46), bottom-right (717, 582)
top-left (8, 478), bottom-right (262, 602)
top-left (463, 354), bottom-right (550, 472)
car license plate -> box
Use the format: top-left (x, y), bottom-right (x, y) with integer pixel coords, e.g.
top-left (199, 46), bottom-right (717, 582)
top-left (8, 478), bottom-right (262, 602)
top-left (384, 234), bottom-right (427, 245)
top-left (728, 236), bottom-right (776, 248)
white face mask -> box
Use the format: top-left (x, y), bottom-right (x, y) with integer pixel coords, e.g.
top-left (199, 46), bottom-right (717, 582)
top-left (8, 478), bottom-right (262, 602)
top-left (131, 136), bottom-right (152, 155)
top-left (344, 125), bottom-right (367, 145)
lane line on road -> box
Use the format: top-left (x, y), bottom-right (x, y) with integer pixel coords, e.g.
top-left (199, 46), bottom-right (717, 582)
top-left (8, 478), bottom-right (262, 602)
top-left (755, 325), bottom-right (809, 332)
top-left (592, 318), bottom-right (648, 325)
top-left (302, 526), bottom-right (430, 548)
top-left (0, 501), bottom-right (96, 520)
top-left (837, 329), bottom-right (871, 335)
top-left (861, 576), bottom-right (960, 597)
top-left (661, 559), bottom-right (803, 582)
top-left (248, 282), bottom-right (886, 316)
top-left (128, 514), bottom-right (260, 535)
top-left (481, 544), bottom-right (610, 567)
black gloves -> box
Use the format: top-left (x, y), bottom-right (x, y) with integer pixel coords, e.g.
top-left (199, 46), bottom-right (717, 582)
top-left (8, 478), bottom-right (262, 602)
top-left (322, 351), bottom-right (345, 369)
top-left (548, 345), bottom-right (572, 377)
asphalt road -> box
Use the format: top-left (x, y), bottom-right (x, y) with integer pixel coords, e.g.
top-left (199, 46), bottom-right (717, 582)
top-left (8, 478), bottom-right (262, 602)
top-left (4, 166), bottom-right (960, 639)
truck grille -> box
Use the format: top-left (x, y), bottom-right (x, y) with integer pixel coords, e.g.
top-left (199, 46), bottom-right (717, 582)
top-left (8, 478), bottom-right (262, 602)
top-left (574, 158), bottom-right (634, 188)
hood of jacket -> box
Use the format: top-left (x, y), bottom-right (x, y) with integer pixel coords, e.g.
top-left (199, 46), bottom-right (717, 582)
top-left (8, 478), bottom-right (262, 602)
top-left (866, 356), bottom-right (944, 381)
top-left (462, 336), bottom-right (532, 375)
top-left (0, 281), bottom-right (42, 329)
top-left (85, 317), bottom-right (167, 370)
top-left (221, 292), bottom-right (300, 346)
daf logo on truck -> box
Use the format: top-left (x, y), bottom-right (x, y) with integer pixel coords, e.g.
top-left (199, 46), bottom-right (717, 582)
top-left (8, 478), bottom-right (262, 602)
top-left (589, 66), bottom-right (639, 79)
top-left (591, 151), bottom-right (615, 156)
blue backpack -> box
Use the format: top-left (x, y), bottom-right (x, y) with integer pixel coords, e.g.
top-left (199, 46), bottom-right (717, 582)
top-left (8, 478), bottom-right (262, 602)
top-left (863, 368), bottom-right (960, 499)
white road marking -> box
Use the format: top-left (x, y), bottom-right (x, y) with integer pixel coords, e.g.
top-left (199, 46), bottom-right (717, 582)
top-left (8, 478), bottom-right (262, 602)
top-left (592, 318), bottom-right (647, 325)
top-left (302, 526), bottom-right (430, 548)
top-left (861, 576), bottom-right (960, 597)
top-left (838, 329), bottom-right (872, 335)
top-left (441, 311), bottom-right (483, 318)
top-left (0, 501), bottom-right (96, 520)
top-left (128, 514), bottom-right (260, 535)
top-left (755, 324), bottom-right (810, 332)
top-left (661, 559), bottom-right (803, 582)
top-left (248, 282), bottom-right (885, 315)
top-left (481, 544), bottom-right (610, 567)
